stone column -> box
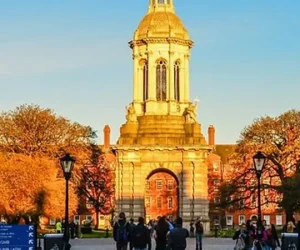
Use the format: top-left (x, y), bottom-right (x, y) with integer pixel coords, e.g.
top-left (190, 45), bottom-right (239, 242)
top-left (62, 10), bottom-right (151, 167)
top-left (183, 54), bottom-right (190, 102)
top-left (132, 48), bottom-right (140, 102)
top-left (169, 50), bottom-right (175, 101)
top-left (147, 51), bottom-right (156, 101)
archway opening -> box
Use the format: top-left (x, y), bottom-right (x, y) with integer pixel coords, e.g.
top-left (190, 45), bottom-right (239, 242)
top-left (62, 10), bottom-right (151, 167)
top-left (145, 169), bottom-right (179, 222)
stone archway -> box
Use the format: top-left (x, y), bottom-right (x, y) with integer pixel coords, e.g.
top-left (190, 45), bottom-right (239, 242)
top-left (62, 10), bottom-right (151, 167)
top-left (145, 169), bottom-right (179, 222)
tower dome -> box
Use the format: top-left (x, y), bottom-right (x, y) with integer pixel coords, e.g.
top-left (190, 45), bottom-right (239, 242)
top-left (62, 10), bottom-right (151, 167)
top-left (133, 0), bottom-right (190, 41)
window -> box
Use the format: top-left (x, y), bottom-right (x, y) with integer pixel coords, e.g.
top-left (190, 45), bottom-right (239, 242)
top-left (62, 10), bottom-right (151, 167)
top-left (174, 61), bottom-right (180, 101)
top-left (157, 196), bottom-right (162, 209)
top-left (239, 197), bottom-right (244, 208)
top-left (239, 215), bottom-right (245, 225)
top-left (145, 196), bottom-right (150, 208)
top-left (276, 215), bottom-right (282, 226)
top-left (156, 60), bottom-right (167, 101)
top-left (146, 180), bottom-right (150, 190)
top-left (49, 218), bottom-right (56, 226)
top-left (86, 215), bottom-right (92, 222)
top-left (99, 215), bottom-right (105, 226)
top-left (214, 179), bottom-right (220, 186)
top-left (167, 180), bottom-right (173, 190)
top-left (263, 215), bottom-right (270, 225)
top-left (227, 196), bottom-right (233, 209)
top-left (214, 179), bottom-right (220, 192)
top-left (226, 215), bottom-right (233, 226)
top-left (167, 197), bottom-right (173, 209)
top-left (86, 197), bottom-right (93, 209)
top-left (156, 180), bottom-right (163, 190)
top-left (214, 196), bottom-right (220, 204)
top-left (213, 162), bottom-right (219, 172)
top-left (74, 215), bottom-right (80, 225)
top-left (143, 61), bottom-right (148, 101)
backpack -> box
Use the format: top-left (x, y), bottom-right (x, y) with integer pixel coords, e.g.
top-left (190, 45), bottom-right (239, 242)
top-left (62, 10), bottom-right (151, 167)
top-left (116, 222), bottom-right (128, 242)
top-left (234, 237), bottom-right (245, 250)
top-left (134, 226), bottom-right (147, 246)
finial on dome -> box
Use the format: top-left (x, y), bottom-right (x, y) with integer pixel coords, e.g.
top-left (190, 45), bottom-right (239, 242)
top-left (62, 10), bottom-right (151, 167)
top-left (148, 0), bottom-right (175, 13)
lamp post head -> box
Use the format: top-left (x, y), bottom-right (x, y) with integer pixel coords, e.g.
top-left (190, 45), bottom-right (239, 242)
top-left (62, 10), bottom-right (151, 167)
top-left (60, 153), bottom-right (76, 180)
top-left (253, 151), bottom-right (267, 177)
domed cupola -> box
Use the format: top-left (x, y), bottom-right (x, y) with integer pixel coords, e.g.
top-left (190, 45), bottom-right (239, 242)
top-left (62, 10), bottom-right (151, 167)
top-left (134, 0), bottom-right (190, 41)
top-left (127, 0), bottom-right (196, 121)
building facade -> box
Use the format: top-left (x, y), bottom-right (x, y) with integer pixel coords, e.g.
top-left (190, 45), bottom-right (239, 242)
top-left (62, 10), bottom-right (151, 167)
top-left (112, 0), bottom-right (211, 229)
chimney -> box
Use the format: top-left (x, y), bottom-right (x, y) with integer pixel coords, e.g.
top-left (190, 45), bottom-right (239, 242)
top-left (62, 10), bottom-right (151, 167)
top-left (208, 125), bottom-right (215, 146)
top-left (103, 125), bottom-right (111, 149)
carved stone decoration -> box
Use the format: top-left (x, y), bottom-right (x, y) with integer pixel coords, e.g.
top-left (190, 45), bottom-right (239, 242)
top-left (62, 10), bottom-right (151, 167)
top-left (125, 103), bottom-right (137, 123)
top-left (184, 100), bottom-right (198, 124)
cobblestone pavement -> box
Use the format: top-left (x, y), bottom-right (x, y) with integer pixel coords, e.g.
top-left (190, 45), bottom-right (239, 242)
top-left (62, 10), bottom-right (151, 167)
top-left (66, 237), bottom-right (235, 250)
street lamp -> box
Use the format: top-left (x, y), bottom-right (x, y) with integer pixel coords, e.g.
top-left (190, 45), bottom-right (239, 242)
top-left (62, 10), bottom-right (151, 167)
top-left (253, 151), bottom-right (267, 243)
top-left (60, 153), bottom-right (76, 250)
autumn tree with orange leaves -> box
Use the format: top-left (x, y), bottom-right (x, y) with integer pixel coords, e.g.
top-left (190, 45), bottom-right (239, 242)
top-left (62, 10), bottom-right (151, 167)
top-left (219, 110), bottom-right (300, 222)
top-left (0, 104), bottom-right (95, 223)
top-left (77, 153), bottom-right (115, 229)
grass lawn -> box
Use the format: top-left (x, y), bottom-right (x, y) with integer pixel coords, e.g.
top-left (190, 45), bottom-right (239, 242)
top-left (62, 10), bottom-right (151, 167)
top-left (82, 230), bottom-right (113, 238)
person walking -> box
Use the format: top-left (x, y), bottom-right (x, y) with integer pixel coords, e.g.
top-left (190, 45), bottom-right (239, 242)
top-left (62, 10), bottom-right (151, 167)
top-left (233, 222), bottom-right (251, 250)
top-left (55, 220), bottom-right (62, 234)
top-left (195, 218), bottom-right (204, 250)
top-left (167, 217), bottom-right (189, 250)
top-left (113, 212), bottom-right (131, 250)
top-left (131, 217), bottom-right (151, 250)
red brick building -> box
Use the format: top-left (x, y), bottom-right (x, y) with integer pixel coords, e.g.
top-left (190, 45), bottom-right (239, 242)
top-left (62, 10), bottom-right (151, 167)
top-left (207, 126), bottom-right (288, 228)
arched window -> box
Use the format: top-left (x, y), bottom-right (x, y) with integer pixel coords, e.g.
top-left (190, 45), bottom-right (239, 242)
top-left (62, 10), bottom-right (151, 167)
top-left (156, 60), bottom-right (167, 101)
top-left (174, 61), bottom-right (180, 101)
top-left (158, 0), bottom-right (165, 4)
top-left (143, 61), bottom-right (148, 101)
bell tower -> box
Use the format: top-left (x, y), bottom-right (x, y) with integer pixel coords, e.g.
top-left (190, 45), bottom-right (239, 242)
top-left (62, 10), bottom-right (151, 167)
top-left (130, 0), bottom-right (193, 117)
top-left (118, 0), bottom-right (206, 145)
top-left (114, 0), bottom-right (211, 229)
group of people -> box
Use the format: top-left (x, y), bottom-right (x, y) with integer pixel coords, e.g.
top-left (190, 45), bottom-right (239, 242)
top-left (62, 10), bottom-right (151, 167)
top-left (233, 218), bottom-right (300, 250)
top-left (113, 212), bottom-right (204, 250)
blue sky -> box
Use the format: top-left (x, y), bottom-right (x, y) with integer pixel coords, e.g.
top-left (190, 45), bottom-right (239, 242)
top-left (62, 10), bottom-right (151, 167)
top-left (0, 0), bottom-right (299, 144)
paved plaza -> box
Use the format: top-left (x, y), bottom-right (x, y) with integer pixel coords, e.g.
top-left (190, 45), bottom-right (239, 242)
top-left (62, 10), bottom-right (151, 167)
top-left (66, 238), bottom-right (235, 250)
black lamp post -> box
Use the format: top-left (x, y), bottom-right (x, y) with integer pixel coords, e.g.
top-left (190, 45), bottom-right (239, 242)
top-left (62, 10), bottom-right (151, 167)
top-left (253, 151), bottom-right (267, 243)
top-left (60, 153), bottom-right (76, 250)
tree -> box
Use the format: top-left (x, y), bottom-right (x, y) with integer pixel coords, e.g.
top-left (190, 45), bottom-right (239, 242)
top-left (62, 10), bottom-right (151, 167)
top-left (0, 154), bottom-right (78, 222)
top-left (0, 104), bottom-right (95, 159)
top-left (219, 110), bottom-right (300, 222)
top-left (77, 153), bottom-right (115, 229)
top-left (0, 104), bottom-right (96, 221)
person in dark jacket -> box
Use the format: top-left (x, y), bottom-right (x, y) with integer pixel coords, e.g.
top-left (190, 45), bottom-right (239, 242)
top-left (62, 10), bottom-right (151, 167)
top-left (113, 212), bottom-right (131, 250)
top-left (195, 218), bottom-right (204, 250)
top-left (270, 224), bottom-right (280, 250)
top-left (131, 217), bottom-right (151, 250)
top-left (129, 218), bottom-right (136, 250)
top-left (167, 217), bottom-right (189, 250)
top-left (154, 216), bottom-right (170, 250)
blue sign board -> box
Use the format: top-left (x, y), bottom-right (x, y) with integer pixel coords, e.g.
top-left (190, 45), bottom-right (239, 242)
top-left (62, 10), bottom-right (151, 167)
top-left (0, 224), bottom-right (36, 250)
